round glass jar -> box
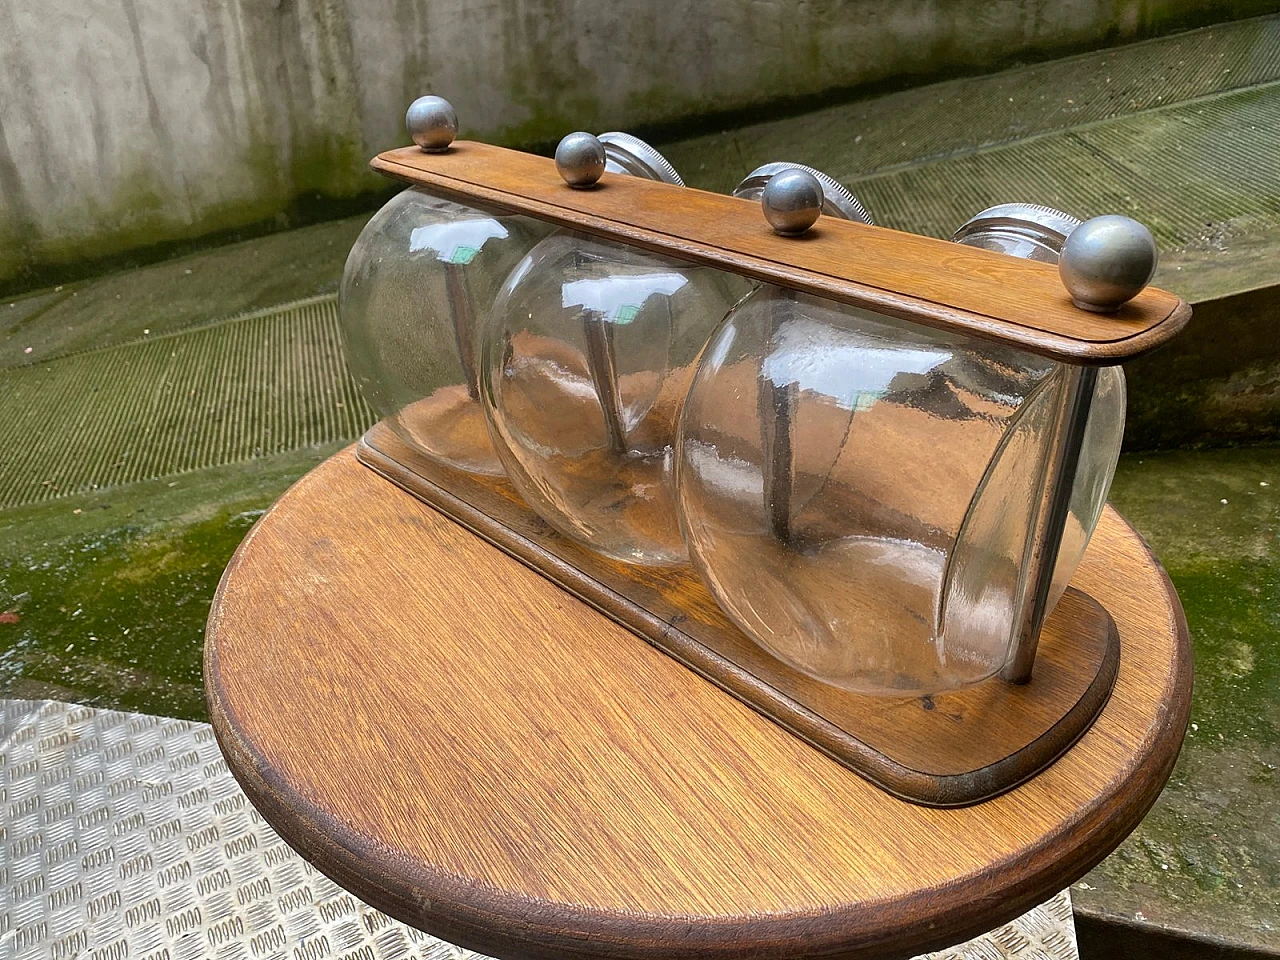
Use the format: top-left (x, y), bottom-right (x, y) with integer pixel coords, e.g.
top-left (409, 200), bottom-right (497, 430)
top-left (675, 202), bottom-right (1127, 697)
top-left (677, 290), bottom-right (1062, 696)
top-left (479, 138), bottom-right (750, 565)
top-left (340, 188), bottom-right (549, 475)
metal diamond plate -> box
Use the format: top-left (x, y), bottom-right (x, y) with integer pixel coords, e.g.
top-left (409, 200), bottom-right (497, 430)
top-left (0, 699), bottom-right (1077, 959)
top-left (919, 889), bottom-right (1078, 960)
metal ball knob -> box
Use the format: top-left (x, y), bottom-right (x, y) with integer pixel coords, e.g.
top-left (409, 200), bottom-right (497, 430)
top-left (761, 168), bottom-right (824, 236)
top-left (406, 96), bottom-right (458, 153)
top-left (555, 132), bottom-right (606, 188)
top-left (1059, 215), bottom-right (1158, 312)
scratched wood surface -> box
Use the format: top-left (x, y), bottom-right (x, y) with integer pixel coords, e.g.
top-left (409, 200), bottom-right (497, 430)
top-left (206, 447), bottom-right (1191, 960)
top-left (356, 421), bottom-right (1119, 807)
top-left (371, 143), bottom-right (1190, 364)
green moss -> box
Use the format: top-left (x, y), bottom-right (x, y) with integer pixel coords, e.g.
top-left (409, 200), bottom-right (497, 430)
top-left (1170, 557), bottom-right (1280, 744)
top-left (1075, 446), bottom-right (1280, 945)
top-left (0, 138), bottom-right (391, 301)
top-left (290, 131), bottom-right (372, 198)
top-left (1082, 734), bottom-right (1280, 937)
top-left (0, 222), bottom-right (30, 288)
top-left (486, 90), bottom-right (602, 155)
top-left (0, 514), bottom-right (247, 718)
top-left (0, 444), bottom-right (345, 719)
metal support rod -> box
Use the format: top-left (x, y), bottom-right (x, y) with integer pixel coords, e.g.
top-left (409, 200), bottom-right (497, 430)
top-left (762, 379), bottom-right (798, 542)
top-left (443, 262), bottom-right (480, 401)
top-left (760, 293), bottom-right (796, 543)
top-left (1002, 364), bottom-right (1099, 683)
top-left (583, 311), bottom-right (628, 454)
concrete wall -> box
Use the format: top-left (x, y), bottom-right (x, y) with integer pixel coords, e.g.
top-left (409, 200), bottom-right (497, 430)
top-left (2, 0), bottom-right (1277, 292)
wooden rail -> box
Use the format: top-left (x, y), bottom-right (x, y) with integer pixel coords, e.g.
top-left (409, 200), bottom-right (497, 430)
top-left (373, 142), bottom-right (1189, 364)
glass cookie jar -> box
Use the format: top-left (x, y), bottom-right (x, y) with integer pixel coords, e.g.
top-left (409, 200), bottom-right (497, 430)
top-left (480, 137), bottom-right (753, 565)
top-left (340, 187), bottom-right (549, 476)
top-left (676, 204), bottom-right (1127, 696)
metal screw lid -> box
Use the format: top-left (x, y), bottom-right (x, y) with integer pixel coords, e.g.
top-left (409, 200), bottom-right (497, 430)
top-left (733, 162), bottom-right (873, 224)
top-left (597, 132), bottom-right (685, 185)
top-left (952, 203), bottom-right (1082, 253)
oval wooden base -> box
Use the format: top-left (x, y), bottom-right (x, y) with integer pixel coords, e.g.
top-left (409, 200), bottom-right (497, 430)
top-left (206, 445), bottom-right (1191, 960)
top-left (356, 422), bottom-right (1119, 807)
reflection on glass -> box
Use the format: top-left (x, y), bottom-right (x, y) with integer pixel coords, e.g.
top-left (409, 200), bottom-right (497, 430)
top-left (481, 233), bottom-right (749, 564)
top-left (1047, 362), bottom-right (1125, 608)
top-left (676, 289), bottom-right (1068, 695)
top-left (340, 187), bottom-right (549, 474)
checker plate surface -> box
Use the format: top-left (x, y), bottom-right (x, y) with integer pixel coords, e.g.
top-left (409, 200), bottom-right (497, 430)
top-left (0, 699), bottom-right (1078, 959)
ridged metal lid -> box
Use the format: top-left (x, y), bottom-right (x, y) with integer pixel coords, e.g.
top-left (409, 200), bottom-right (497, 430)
top-left (732, 162), bottom-right (874, 225)
top-left (598, 132), bottom-right (685, 185)
top-left (952, 203), bottom-right (1082, 248)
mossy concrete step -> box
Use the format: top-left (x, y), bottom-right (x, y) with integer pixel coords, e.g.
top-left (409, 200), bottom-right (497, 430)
top-left (660, 13), bottom-right (1280, 450)
top-left (1075, 446), bottom-right (1280, 956)
top-left (0, 446), bottom-right (350, 718)
top-left (1, 215), bottom-right (368, 370)
top-left (0, 222), bottom-right (379, 716)
top-left (0, 295), bottom-right (373, 509)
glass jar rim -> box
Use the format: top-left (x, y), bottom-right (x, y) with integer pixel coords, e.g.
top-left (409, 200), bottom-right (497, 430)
top-left (598, 132), bottom-right (685, 185)
top-left (952, 203), bottom-right (1082, 247)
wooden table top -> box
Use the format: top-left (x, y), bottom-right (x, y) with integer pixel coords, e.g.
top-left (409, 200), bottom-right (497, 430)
top-left (206, 447), bottom-right (1191, 960)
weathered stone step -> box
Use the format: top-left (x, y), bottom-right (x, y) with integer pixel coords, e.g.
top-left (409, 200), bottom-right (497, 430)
top-left (659, 14), bottom-right (1280, 449)
top-left (1076, 445), bottom-right (1280, 955)
top-left (0, 295), bottom-right (372, 510)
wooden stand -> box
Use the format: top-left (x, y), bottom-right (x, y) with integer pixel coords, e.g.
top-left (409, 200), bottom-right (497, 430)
top-left (344, 141), bottom-right (1195, 808)
top-left (205, 446), bottom-right (1190, 960)
top-left (358, 421), bottom-right (1120, 807)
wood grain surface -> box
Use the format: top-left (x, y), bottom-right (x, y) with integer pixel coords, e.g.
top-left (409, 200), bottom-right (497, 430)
top-left (357, 421), bottom-right (1120, 807)
top-left (371, 143), bottom-right (1190, 364)
top-left (206, 447), bottom-right (1191, 960)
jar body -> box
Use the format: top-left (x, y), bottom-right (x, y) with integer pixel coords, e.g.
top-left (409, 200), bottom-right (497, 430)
top-left (1043, 365), bottom-right (1125, 600)
top-left (677, 288), bottom-right (1121, 695)
top-left (340, 187), bottom-right (550, 475)
top-left (482, 233), bottom-right (749, 564)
